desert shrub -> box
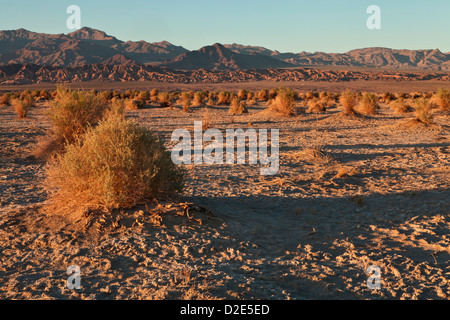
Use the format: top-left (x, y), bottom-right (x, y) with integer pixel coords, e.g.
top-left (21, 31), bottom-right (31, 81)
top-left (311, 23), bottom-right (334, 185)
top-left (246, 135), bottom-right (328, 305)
top-left (247, 91), bottom-right (255, 101)
top-left (307, 99), bottom-right (326, 113)
top-left (340, 90), bottom-right (357, 116)
top-left (257, 89), bottom-right (269, 101)
top-left (359, 93), bottom-right (379, 115)
top-left (305, 92), bottom-right (317, 100)
top-left (269, 88), bottom-right (278, 100)
top-left (390, 98), bottom-right (411, 114)
top-left (11, 99), bottom-right (28, 118)
top-left (397, 92), bottom-right (408, 99)
top-left (31, 90), bottom-right (41, 99)
top-left (246, 97), bottom-right (257, 106)
top-left (158, 92), bottom-right (172, 107)
top-left (100, 91), bottom-right (113, 101)
top-left (137, 91), bottom-right (150, 102)
top-left (434, 88), bottom-right (450, 112)
top-left (192, 92), bottom-right (204, 106)
top-left (105, 98), bottom-right (126, 119)
top-left (217, 91), bottom-right (230, 105)
top-left (150, 88), bottom-right (159, 97)
top-left (382, 92), bottom-right (396, 103)
top-left (125, 99), bottom-right (145, 110)
top-left (18, 91), bottom-right (34, 107)
top-left (319, 91), bottom-right (329, 100)
top-left (44, 116), bottom-right (184, 213)
top-left (179, 92), bottom-right (192, 112)
top-left (228, 97), bottom-right (248, 115)
top-left (48, 86), bottom-right (109, 143)
top-left (423, 92), bottom-right (433, 99)
top-left (268, 87), bottom-right (297, 116)
top-left (40, 90), bottom-right (51, 100)
top-left (413, 99), bottom-right (433, 125)
top-left (0, 94), bottom-right (10, 106)
top-left (237, 89), bottom-right (248, 100)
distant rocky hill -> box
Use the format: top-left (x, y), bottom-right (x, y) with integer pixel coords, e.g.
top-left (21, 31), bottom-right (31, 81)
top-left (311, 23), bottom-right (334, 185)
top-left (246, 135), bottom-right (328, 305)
top-left (161, 43), bottom-right (293, 70)
top-left (1, 63), bottom-right (449, 85)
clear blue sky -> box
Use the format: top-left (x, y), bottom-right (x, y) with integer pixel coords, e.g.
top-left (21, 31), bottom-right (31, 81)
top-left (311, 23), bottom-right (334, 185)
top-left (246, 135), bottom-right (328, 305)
top-left (1, 0), bottom-right (449, 53)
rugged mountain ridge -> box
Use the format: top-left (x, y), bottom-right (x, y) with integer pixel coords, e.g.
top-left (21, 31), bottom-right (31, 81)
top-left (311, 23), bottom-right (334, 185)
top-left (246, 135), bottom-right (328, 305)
top-left (226, 45), bottom-right (450, 71)
top-left (1, 28), bottom-right (450, 71)
top-left (0, 27), bottom-right (188, 66)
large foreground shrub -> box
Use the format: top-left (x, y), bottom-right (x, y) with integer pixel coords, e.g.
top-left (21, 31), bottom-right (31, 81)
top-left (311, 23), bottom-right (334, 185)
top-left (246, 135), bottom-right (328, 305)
top-left (45, 116), bottom-right (184, 212)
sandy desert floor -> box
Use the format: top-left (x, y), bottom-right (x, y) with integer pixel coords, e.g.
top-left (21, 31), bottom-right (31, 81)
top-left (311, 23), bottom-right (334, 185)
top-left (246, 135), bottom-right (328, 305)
top-left (0, 94), bottom-right (449, 300)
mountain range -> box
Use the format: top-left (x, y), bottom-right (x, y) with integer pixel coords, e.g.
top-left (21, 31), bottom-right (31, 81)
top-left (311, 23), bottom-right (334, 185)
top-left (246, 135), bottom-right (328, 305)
top-left (1, 27), bottom-right (450, 71)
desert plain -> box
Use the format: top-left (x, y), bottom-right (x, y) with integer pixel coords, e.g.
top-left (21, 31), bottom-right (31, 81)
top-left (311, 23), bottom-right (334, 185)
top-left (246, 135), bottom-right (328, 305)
top-left (0, 78), bottom-right (449, 300)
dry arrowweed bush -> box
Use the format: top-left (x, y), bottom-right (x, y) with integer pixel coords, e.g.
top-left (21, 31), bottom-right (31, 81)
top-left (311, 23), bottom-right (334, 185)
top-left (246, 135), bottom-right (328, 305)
top-left (105, 98), bottom-right (125, 119)
top-left (44, 115), bottom-right (185, 214)
top-left (48, 86), bottom-right (108, 143)
top-left (359, 92), bottom-right (379, 115)
top-left (257, 89), bottom-right (269, 101)
top-left (434, 88), bottom-right (450, 112)
top-left (11, 98), bottom-right (29, 118)
top-left (124, 98), bottom-right (145, 110)
top-left (158, 92), bottom-right (172, 107)
top-left (228, 97), bottom-right (248, 115)
top-left (179, 92), bottom-right (192, 112)
top-left (237, 89), bottom-right (248, 100)
top-left (340, 90), bottom-right (358, 116)
top-left (267, 87), bottom-right (297, 116)
top-left (307, 99), bottom-right (326, 113)
top-left (217, 91), bottom-right (230, 105)
top-left (390, 98), bottom-right (412, 114)
top-left (413, 98), bottom-right (434, 125)
top-left (0, 94), bottom-right (11, 106)
top-left (136, 91), bottom-right (150, 102)
top-left (382, 92), bottom-right (396, 103)
top-left (192, 92), bottom-right (204, 106)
